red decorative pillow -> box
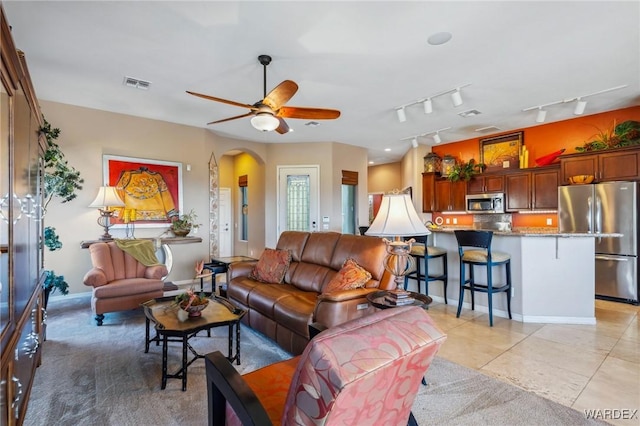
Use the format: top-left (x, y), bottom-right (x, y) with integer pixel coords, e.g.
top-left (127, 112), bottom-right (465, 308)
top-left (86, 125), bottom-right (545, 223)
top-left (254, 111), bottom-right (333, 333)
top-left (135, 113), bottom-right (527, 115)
top-left (249, 248), bottom-right (292, 284)
top-left (323, 258), bottom-right (372, 294)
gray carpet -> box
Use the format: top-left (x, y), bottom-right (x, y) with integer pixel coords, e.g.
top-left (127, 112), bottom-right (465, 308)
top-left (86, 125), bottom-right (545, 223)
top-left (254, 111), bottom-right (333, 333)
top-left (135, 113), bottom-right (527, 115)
top-left (25, 295), bottom-right (608, 426)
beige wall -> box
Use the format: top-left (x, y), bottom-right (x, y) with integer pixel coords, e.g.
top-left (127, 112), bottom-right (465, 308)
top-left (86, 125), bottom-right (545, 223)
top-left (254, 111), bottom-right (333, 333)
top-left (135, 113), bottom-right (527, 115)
top-left (41, 100), bottom-right (368, 294)
top-left (367, 162), bottom-right (402, 193)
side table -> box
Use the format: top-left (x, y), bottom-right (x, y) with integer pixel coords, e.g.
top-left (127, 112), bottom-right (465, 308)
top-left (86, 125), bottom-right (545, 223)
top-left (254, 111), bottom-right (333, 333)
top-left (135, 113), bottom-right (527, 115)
top-left (366, 290), bottom-right (432, 310)
top-left (204, 256), bottom-right (257, 297)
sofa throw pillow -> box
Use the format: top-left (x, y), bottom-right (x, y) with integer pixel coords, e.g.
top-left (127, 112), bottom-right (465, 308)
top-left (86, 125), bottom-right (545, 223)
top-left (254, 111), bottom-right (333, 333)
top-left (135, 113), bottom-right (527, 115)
top-left (249, 248), bottom-right (292, 284)
top-left (323, 258), bottom-right (372, 294)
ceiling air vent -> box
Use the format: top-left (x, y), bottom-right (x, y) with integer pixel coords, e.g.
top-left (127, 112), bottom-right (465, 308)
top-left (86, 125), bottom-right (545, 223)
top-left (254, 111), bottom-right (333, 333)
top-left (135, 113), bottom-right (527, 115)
top-left (305, 121), bottom-right (320, 127)
top-left (458, 109), bottom-right (481, 118)
top-left (123, 76), bottom-right (151, 90)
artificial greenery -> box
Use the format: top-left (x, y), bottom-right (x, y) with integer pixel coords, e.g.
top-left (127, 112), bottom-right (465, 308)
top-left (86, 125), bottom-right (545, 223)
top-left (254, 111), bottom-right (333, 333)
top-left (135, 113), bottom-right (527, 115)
top-left (170, 209), bottom-right (201, 234)
top-left (41, 119), bottom-right (84, 211)
top-left (40, 119), bottom-right (82, 302)
top-left (447, 158), bottom-right (485, 182)
top-left (575, 120), bottom-right (640, 152)
top-left (43, 269), bottom-right (69, 297)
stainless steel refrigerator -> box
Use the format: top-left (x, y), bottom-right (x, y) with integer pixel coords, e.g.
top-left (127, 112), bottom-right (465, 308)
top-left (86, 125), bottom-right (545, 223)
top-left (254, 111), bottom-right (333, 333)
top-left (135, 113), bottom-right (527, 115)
top-left (558, 181), bottom-right (639, 304)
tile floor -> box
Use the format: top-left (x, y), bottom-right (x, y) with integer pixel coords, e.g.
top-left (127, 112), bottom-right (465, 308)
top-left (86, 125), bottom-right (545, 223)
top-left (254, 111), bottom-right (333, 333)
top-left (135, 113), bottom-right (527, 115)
top-left (426, 299), bottom-right (640, 426)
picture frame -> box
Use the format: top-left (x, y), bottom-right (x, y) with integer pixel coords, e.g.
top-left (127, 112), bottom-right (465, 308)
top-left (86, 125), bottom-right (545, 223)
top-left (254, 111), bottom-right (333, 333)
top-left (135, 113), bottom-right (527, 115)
top-left (103, 155), bottom-right (183, 228)
top-left (479, 131), bottom-right (523, 171)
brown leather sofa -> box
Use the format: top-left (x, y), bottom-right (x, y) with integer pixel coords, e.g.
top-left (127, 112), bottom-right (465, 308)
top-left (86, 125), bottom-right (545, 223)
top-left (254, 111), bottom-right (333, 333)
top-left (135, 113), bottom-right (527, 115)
top-left (227, 231), bottom-right (396, 355)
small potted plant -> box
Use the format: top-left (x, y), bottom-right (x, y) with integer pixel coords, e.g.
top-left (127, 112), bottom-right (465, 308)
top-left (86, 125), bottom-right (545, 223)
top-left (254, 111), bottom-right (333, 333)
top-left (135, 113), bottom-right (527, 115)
top-left (170, 209), bottom-right (200, 237)
top-left (447, 159), bottom-right (485, 182)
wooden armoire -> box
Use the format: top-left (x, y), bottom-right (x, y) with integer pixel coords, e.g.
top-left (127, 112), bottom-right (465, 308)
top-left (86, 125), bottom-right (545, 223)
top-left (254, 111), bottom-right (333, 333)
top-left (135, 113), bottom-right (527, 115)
top-left (1, 5), bottom-right (46, 424)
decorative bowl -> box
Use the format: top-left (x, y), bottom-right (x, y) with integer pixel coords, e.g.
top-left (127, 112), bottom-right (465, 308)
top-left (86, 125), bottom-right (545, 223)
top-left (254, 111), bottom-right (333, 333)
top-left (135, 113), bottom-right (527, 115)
top-left (179, 298), bottom-right (209, 317)
top-left (569, 175), bottom-right (595, 185)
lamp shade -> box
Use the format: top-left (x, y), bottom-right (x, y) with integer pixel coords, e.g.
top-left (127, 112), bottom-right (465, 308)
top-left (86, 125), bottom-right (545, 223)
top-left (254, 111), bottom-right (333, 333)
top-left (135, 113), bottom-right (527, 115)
top-left (366, 194), bottom-right (430, 237)
top-left (251, 113), bottom-right (280, 131)
top-left (88, 186), bottom-right (125, 208)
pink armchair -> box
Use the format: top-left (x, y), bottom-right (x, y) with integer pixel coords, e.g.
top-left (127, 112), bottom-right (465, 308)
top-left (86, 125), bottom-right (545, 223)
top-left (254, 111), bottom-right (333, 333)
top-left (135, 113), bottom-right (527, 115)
top-left (83, 241), bottom-right (167, 325)
top-left (205, 305), bottom-right (447, 425)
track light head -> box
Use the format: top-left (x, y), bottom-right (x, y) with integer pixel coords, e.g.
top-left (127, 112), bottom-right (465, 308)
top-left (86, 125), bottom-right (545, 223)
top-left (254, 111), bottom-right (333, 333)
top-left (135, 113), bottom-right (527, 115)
top-left (536, 108), bottom-right (547, 123)
top-left (396, 107), bottom-right (407, 123)
top-left (574, 99), bottom-right (587, 115)
top-left (433, 133), bottom-right (442, 144)
top-left (423, 99), bottom-right (433, 114)
top-left (411, 137), bottom-right (419, 148)
top-left (451, 89), bottom-right (463, 107)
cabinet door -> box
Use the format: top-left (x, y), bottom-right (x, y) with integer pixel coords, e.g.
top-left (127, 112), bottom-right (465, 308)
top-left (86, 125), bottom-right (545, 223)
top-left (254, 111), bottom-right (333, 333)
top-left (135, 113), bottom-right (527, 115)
top-left (422, 173), bottom-right (436, 212)
top-left (434, 180), bottom-right (451, 212)
top-left (466, 177), bottom-right (485, 194)
top-left (532, 169), bottom-right (559, 210)
top-left (560, 155), bottom-right (598, 185)
top-left (505, 173), bottom-right (531, 211)
top-left (485, 175), bottom-right (505, 193)
top-left (599, 150), bottom-right (640, 181)
top-left (451, 181), bottom-right (467, 211)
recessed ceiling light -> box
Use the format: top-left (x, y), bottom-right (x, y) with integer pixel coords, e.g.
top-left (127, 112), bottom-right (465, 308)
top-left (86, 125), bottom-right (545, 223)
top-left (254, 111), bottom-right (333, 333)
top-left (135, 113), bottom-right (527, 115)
top-left (384, 148), bottom-right (391, 152)
top-left (369, 161), bottom-right (375, 164)
top-left (458, 109), bottom-right (481, 118)
top-left (428, 32), bottom-right (453, 46)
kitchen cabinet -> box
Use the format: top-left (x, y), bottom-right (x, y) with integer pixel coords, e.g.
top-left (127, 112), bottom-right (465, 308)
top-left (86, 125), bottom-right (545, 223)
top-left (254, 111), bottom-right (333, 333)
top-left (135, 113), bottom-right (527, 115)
top-left (1, 7), bottom-right (45, 425)
top-left (467, 174), bottom-right (504, 194)
top-left (434, 180), bottom-right (466, 212)
top-left (560, 146), bottom-right (640, 184)
top-left (421, 173), bottom-right (436, 212)
top-left (505, 166), bottom-right (559, 211)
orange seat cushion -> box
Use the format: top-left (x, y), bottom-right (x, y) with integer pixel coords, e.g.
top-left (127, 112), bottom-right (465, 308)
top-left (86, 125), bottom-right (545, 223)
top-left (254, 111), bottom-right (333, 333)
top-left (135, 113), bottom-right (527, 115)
top-left (226, 356), bottom-right (300, 425)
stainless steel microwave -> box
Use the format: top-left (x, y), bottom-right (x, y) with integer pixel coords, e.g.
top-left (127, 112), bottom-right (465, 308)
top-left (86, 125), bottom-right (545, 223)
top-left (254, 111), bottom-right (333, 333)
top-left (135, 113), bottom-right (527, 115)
top-left (465, 193), bottom-right (505, 214)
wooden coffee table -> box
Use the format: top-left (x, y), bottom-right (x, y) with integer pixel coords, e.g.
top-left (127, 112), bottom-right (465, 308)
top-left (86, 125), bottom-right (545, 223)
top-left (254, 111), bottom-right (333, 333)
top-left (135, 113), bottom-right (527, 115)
top-left (141, 294), bottom-right (246, 391)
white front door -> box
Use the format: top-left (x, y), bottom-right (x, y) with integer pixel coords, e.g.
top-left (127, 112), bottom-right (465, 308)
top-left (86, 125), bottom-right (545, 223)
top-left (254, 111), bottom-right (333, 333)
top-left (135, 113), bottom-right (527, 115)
top-left (218, 187), bottom-right (232, 257)
top-left (277, 166), bottom-right (320, 238)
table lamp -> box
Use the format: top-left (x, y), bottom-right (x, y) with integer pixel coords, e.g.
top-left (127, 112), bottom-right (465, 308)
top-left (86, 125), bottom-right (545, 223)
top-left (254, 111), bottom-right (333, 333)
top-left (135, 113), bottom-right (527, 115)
top-left (88, 186), bottom-right (125, 240)
top-left (366, 193), bottom-right (430, 296)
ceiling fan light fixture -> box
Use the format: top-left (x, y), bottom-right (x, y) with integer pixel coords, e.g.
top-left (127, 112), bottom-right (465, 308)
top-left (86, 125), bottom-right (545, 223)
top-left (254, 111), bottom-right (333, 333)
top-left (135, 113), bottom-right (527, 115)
top-left (251, 112), bottom-right (280, 132)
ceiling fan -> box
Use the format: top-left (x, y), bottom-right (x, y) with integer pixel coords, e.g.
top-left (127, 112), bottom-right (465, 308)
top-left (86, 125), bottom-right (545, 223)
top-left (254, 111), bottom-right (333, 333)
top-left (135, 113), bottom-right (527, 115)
top-left (187, 55), bottom-right (341, 134)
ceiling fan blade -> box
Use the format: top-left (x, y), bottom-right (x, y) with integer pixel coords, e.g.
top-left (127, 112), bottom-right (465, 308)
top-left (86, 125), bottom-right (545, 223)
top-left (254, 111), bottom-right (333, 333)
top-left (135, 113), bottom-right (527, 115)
top-left (262, 80), bottom-right (299, 111)
top-left (277, 106), bottom-right (341, 120)
top-left (207, 111), bottom-right (255, 125)
top-left (187, 90), bottom-right (257, 111)
top-left (275, 117), bottom-right (291, 134)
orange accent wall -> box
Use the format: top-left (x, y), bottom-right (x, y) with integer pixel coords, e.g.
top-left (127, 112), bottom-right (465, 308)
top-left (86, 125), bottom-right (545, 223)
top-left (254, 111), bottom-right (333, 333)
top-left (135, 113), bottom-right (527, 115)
top-left (432, 106), bottom-right (640, 167)
top-left (429, 106), bottom-right (640, 228)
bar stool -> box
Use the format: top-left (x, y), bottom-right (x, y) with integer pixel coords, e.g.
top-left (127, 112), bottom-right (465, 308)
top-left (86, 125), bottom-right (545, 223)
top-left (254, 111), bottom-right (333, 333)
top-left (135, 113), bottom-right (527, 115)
top-left (454, 230), bottom-right (511, 326)
top-left (404, 235), bottom-right (448, 304)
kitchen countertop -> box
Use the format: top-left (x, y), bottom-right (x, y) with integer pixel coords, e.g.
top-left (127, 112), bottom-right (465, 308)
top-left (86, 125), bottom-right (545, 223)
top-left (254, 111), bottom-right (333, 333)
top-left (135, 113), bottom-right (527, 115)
top-left (428, 226), bottom-right (622, 238)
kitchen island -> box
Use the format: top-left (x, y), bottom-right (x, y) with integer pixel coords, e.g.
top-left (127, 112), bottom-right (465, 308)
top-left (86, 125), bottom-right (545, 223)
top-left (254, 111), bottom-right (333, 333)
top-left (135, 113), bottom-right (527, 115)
top-left (418, 228), bottom-right (620, 325)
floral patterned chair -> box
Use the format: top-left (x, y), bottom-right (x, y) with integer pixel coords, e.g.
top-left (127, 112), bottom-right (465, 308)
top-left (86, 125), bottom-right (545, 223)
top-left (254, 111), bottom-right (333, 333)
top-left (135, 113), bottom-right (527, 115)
top-left (205, 305), bottom-right (447, 425)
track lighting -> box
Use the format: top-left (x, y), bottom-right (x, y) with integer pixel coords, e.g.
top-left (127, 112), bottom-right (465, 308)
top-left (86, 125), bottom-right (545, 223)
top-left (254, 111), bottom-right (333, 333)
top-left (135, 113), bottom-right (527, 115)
top-left (393, 84), bottom-right (470, 121)
top-left (401, 127), bottom-right (451, 146)
top-left (423, 99), bottom-right (433, 114)
top-left (451, 89), bottom-right (463, 107)
top-left (523, 84), bottom-right (627, 123)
